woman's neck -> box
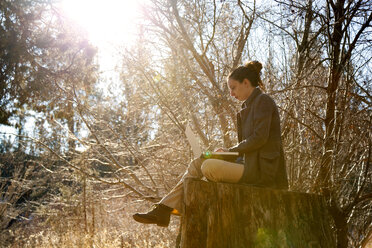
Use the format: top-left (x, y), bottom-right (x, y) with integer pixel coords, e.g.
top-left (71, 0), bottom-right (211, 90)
top-left (243, 87), bottom-right (256, 101)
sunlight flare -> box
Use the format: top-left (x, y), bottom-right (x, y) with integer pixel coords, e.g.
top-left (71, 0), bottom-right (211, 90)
top-left (60, 0), bottom-right (143, 46)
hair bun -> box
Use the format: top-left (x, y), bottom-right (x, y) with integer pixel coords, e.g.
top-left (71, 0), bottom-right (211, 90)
top-left (245, 61), bottom-right (262, 74)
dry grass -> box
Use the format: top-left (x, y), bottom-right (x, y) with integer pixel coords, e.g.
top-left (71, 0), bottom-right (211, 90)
top-left (3, 184), bottom-right (180, 248)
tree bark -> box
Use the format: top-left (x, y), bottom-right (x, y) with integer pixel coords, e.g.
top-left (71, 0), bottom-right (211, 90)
top-left (180, 179), bottom-right (336, 248)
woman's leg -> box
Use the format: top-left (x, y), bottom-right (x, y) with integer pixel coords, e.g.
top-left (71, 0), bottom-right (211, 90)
top-left (160, 158), bottom-right (244, 211)
top-left (133, 157), bottom-right (206, 227)
top-left (201, 159), bottom-right (244, 183)
top-left (159, 157), bottom-right (205, 212)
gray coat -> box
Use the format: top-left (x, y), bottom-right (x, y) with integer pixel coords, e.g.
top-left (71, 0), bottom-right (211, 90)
top-left (229, 88), bottom-right (288, 189)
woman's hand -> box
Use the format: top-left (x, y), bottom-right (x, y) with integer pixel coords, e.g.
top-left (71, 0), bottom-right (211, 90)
top-left (215, 147), bottom-right (228, 152)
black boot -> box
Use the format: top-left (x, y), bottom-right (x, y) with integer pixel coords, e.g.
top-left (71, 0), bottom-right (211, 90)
top-left (132, 204), bottom-right (173, 227)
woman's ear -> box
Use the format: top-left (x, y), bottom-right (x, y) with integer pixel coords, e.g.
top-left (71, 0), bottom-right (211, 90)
top-left (243, 79), bottom-right (251, 87)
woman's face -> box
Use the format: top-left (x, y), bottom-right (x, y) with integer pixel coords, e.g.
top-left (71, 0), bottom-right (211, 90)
top-left (227, 78), bottom-right (254, 101)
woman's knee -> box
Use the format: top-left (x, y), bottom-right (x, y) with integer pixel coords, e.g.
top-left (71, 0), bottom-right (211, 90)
top-left (201, 159), bottom-right (221, 181)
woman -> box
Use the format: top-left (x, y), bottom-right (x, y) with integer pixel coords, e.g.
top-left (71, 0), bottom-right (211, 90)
top-left (133, 61), bottom-right (288, 227)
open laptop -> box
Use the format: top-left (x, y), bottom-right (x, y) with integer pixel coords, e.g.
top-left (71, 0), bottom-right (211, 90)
top-left (185, 124), bottom-right (239, 161)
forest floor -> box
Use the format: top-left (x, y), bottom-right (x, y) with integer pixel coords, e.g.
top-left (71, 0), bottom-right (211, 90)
top-left (2, 185), bottom-right (180, 248)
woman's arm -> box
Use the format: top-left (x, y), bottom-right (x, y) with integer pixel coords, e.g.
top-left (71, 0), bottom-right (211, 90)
top-left (228, 94), bottom-right (274, 153)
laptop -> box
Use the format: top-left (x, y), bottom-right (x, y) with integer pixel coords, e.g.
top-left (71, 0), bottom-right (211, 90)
top-left (185, 124), bottom-right (239, 161)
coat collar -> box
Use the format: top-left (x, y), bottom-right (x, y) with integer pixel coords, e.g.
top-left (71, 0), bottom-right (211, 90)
top-left (241, 87), bottom-right (262, 109)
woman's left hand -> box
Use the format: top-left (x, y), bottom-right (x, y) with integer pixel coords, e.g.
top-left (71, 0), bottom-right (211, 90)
top-left (215, 147), bottom-right (228, 152)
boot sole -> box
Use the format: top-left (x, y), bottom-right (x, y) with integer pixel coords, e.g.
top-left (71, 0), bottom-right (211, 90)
top-left (132, 214), bottom-right (169, 227)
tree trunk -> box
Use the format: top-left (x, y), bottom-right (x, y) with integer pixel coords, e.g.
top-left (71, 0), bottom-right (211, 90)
top-left (180, 179), bottom-right (336, 248)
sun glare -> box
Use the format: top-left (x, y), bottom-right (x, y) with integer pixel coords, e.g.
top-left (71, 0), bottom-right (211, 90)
top-left (60, 0), bottom-right (147, 96)
top-left (60, 0), bottom-right (143, 47)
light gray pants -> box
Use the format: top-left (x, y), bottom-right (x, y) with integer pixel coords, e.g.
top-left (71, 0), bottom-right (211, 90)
top-left (159, 158), bottom-right (244, 212)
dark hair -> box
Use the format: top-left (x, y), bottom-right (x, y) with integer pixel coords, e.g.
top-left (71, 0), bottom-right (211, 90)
top-left (228, 61), bottom-right (264, 89)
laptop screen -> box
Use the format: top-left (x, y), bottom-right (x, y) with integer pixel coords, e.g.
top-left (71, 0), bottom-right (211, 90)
top-left (185, 124), bottom-right (202, 158)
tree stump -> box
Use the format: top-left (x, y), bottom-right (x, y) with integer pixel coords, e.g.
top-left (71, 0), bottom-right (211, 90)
top-left (180, 178), bottom-right (336, 248)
